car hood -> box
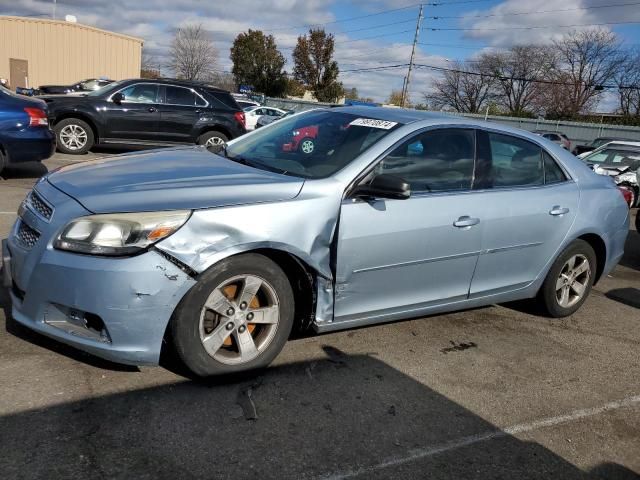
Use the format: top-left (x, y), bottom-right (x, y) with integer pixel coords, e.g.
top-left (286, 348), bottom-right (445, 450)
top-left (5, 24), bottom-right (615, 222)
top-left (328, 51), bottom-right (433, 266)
top-left (46, 147), bottom-right (304, 213)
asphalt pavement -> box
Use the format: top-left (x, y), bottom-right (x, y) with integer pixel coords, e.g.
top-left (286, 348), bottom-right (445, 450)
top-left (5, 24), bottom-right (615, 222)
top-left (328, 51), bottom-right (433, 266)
top-left (0, 151), bottom-right (639, 480)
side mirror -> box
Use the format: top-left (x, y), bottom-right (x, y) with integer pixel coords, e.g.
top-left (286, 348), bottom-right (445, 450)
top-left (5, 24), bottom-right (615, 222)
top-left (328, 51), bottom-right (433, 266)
top-left (353, 174), bottom-right (411, 200)
top-left (112, 92), bottom-right (124, 104)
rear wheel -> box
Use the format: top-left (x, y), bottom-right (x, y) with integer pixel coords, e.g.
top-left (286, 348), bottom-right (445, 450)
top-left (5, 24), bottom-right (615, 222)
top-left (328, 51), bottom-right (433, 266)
top-left (55, 118), bottom-right (94, 154)
top-left (537, 240), bottom-right (596, 317)
top-left (197, 131), bottom-right (228, 148)
top-left (171, 254), bottom-right (294, 377)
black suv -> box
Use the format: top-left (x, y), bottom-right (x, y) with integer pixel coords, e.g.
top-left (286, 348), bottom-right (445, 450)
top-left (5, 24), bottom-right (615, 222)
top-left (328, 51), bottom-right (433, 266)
top-left (44, 79), bottom-right (246, 154)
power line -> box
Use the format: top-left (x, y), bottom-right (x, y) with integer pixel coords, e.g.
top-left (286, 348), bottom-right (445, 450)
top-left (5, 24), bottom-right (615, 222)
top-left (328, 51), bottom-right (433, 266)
top-left (341, 64), bottom-right (409, 73)
top-left (426, 1), bottom-right (640, 19)
top-left (424, 20), bottom-right (640, 31)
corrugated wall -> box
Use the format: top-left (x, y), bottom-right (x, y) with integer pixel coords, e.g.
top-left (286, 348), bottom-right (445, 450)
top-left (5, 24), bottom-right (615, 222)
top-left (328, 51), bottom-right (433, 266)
top-left (0, 16), bottom-right (142, 88)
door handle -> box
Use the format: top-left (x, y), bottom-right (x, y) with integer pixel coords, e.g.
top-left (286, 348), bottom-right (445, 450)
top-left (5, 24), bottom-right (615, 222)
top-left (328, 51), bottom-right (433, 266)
top-left (453, 216), bottom-right (480, 228)
top-left (148, 107), bottom-right (157, 112)
top-left (549, 206), bottom-right (569, 216)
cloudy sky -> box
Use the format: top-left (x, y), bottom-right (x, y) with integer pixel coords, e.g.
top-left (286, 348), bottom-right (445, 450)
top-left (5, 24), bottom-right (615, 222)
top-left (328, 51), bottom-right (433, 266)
top-left (2, 0), bottom-right (640, 109)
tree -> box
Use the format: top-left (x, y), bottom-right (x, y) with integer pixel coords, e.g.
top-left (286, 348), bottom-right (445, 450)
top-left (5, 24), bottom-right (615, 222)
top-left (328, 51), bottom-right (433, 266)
top-left (285, 78), bottom-right (306, 97)
top-left (169, 24), bottom-right (217, 80)
top-left (293, 28), bottom-right (344, 102)
top-left (209, 72), bottom-right (237, 93)
top-left (345, 87), bottom-right (359, 100)
top-left (614, 49), bottom-right (640, 117)
top-left (547, 29), bottom-right (623, 117)
top-left (425, 61), bottom-right (494, 113)
top-left (387, 90), bottom-right (405, 106)
top-left (478, 46), bottom-right (555, 116)
top-left (140, 48), bottom-right (161, 79)
top-left (230, 30), bottom-right (287, 97)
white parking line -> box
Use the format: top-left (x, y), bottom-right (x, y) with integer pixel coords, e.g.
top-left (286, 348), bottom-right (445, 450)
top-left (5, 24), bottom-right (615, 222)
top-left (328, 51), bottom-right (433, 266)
top-left (322, 394), bottom-right (640, 479)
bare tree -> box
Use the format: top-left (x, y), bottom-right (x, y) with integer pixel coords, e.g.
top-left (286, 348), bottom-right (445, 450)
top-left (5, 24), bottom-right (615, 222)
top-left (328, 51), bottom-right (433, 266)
top-left (478, 46), bottom-right (555, 116)
top-left (169, 24), bottom-right (218, 80)
top-left (614, 48), bottom-right (640, 116)
top-left (141, 48), bottom-right (161, 79)
top-left (425, 61), bottom-right (494, 113)
top-left (547, 29), bottom-right (623, 117)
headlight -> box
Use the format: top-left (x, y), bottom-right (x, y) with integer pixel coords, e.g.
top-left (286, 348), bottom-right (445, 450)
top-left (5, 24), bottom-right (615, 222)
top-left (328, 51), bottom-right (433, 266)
top-left (615, 172), bottom-right (637, 183)
top-left (54, 211), bottom-right (191, 256)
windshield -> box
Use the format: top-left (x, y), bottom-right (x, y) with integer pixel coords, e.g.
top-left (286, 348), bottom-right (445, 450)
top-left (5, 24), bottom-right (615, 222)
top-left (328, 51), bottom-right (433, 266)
top-left (87, 79), bottom-right (127, 97)
top-left (223, 110), bottom-right (402, 178)
top-left (584, 147), bottom-right (640, 170)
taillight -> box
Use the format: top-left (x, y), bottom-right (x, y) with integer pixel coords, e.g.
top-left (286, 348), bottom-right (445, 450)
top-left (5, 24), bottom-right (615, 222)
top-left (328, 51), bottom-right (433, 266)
top-left (234, 111), bottom-right (245, 128)
top-left (24, 108), bottom-right (48, 127)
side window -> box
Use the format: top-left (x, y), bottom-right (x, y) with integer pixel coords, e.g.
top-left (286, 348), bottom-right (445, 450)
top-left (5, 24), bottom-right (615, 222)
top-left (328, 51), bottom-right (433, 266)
top-left (119, 84), bottom-right (159, 104)
top-left (378, 128), bottom-right (475, 193)
top-left (543, 151), bottom-right (567, 184)
top-left (166, 86), bottom-right (197, 106)
top-left (475, 131), bottom-right (543, 188)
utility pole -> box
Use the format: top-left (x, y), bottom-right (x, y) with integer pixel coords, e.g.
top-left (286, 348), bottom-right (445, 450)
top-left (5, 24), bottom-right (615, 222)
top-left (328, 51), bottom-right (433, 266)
top-left (402, 4), bottom-right (424, 108)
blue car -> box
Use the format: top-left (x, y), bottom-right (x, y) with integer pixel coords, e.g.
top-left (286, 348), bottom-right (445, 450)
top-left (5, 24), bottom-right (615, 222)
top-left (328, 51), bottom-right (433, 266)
top-left (0, 87), bottom-right (55, 174)
top-left (2, 108), bottom-right (629, 376)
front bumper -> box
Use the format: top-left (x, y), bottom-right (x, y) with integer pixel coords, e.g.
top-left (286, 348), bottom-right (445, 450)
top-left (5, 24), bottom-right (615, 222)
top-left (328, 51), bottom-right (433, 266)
top-left (4, 181), bottom-right (196, 366)
top-left (7, 245), bottom-right (195, 365)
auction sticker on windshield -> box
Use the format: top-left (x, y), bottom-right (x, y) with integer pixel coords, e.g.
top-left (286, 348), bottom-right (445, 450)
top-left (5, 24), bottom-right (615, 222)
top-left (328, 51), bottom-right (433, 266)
top-left (349, 118), bottom-right (398, 129)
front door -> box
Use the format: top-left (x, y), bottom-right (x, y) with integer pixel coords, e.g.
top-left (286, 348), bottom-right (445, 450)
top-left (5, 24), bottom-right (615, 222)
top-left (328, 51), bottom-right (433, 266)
top-left (103, 83), bottom-right (161, 141)
top-left (334, 128), bottom-right (483, 323)
top-left (468, 130), bottom-right (580, 297)
top-left (9, 58), bottom-right (28, 88)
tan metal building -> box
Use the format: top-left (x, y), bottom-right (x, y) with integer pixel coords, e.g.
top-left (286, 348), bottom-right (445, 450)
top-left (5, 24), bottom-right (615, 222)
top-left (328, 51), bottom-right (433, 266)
top-left (0, 16), bottom-right (143, 89)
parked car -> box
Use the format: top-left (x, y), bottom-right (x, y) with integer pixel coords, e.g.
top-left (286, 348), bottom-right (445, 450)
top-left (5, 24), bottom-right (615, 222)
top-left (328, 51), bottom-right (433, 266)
top-left (243, 106), bottom-right (286, 130)
top-left (43, 78), bottom-right (246, 154)
top-left (573, 136), bottom-right (636, 156)
top-left (281, 124), bottom-right (318, 154)
top-left (0, 87), bottom-right (55, 175)
top-left (2, 108), bottom-right (628, 376)
top-left (580, 141), bottom-right (640, 207)
top-left (255, 110), bottom-right (294, 128)
top-left (37, 78), bottom-right (113, 95)
top-left (533, 130), bottom-right (571, 150)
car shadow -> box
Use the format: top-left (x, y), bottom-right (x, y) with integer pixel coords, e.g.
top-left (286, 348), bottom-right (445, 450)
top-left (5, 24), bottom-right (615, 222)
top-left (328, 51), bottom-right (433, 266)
top-left (0, 344), bottom-right (635, 479)
top-left (0, 161), bottom-right (48, 180)
top-left (605, 288), bottom-right (640, 309)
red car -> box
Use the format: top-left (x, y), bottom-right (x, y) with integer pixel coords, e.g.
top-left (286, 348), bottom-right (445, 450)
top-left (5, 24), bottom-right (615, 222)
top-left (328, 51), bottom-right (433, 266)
top-left (282, 125), bottom-right (318, 154)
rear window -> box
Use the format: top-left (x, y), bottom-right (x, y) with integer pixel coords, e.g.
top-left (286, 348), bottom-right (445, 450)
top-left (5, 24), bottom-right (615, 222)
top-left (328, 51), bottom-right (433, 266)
top-left (205, 91), bottom-right (240, 110)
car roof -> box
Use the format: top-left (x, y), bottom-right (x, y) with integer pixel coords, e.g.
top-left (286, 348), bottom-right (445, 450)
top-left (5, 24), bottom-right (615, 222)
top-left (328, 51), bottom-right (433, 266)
top-left (598, 141), bottom-right (640, 148)
top-left (122, 78), bottom-right (230, 93)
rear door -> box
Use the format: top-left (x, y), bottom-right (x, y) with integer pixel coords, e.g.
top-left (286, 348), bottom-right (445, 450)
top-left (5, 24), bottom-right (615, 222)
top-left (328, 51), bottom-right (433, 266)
top-left (467, 129), bottom-right (579, 297)
top-left (157, 85), bottom-right (207, 142)
top-left (103, 83), bottom-right (161, 141)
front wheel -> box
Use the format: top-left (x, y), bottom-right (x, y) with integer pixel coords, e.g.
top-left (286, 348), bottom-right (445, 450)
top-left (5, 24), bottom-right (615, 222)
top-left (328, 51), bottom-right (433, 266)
top-left (537, 240), bottom-right (596, 317)
top-left (55, 118), bottom-right (94, 154)
top-left (171, 253), bottom-right (294, 377)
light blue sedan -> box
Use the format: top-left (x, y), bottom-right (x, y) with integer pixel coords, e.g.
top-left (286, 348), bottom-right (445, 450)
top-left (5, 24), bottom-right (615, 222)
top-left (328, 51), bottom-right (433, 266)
top-left (2, 108), bottom-right (629, 376)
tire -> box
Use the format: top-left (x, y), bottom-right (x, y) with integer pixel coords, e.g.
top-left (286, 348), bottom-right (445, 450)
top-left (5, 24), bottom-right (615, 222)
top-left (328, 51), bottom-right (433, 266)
top-left (631, 187), bottom-right (639, 208)
top-left (170, 253), bottom-right (295, 377)
top-left (537, 240), bottom-right (597, 318)
top-left (0, 148), bottom-right (5, 176)
top-left (298, 137), bottom-right (315, 155)
top-left (197, 131), bottom-right (228, 148)
top-left (55, 118), bottom-right (94, 154)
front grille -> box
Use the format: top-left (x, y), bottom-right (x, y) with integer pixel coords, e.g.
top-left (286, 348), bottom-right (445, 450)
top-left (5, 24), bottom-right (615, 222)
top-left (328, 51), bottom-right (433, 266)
top-left (16, 221), bottom-right (40, 249)
top-left (28, 191), bottom-right (53, 221)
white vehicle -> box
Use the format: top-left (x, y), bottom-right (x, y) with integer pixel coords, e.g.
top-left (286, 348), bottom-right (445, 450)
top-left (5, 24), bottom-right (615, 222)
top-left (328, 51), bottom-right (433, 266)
top-left (244, 106), bottom-right (287, 130)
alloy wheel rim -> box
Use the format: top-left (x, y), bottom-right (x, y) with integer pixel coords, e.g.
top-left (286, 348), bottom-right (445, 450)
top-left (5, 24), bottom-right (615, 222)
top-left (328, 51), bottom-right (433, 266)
top-left (301, 140), bottom-right (314, 154)
top-left (555, 254), bottom-right (591, 308)
top-left (199, 275), bottom-right (280, 365)
top-left (205, 136), bottom-right (224, 147)
top-left (59, 125), bottom-right (88, 150)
